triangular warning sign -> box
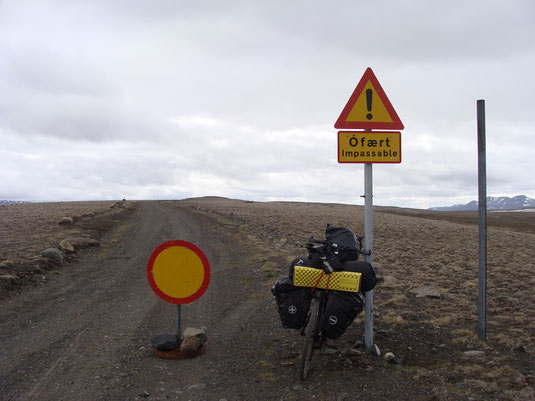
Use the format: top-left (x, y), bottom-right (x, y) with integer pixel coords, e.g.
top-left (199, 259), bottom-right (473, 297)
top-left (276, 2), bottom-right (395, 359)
top-left (334, 68), bottom-right (404, 130)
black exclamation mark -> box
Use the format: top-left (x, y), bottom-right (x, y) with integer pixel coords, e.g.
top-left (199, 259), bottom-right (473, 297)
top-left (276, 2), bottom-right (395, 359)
top-left (366, 89), bottom-right (373, 120)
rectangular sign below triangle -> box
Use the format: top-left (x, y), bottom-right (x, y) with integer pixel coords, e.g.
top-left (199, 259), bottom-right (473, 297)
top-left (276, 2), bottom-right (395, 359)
top-left (335, 68), bottom-right (404, 130)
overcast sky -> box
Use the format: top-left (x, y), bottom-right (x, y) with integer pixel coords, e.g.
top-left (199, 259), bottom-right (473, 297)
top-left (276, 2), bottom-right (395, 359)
top-left (1, 0), bottom-right (534, 208)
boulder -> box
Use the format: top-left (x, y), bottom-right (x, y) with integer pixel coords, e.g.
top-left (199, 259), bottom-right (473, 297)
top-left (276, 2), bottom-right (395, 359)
top-left (183, 327), bottom-right (208, 345)
top-left (151, 333), bottom-right (178, 352)
top-left (59, 239), bottom-right (75, 253)
top-left (59, 217), bottom-right (74, 225)
top-left (41, 248), bottom-right (64, 265)
top-left (180, 335), bottom-right (201, 353)
top-left (411, 285), bottom-right (441, 298)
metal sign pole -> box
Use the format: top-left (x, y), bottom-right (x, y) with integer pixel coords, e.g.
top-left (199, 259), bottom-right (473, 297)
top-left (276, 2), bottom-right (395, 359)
top-left (477, 99), bottom-right (487, 341)
top-left (364, 163), bottom-right (374, 349)
top-left (176, 304), bottom-right (182, 340)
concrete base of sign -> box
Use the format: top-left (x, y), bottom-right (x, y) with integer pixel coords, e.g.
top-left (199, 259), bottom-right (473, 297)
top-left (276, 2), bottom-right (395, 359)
top-left (155, 343), bottom-right (205, 360)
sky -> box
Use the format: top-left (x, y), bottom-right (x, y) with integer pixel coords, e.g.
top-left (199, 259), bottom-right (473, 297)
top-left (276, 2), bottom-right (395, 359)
top-left (1, 0), bottom-right (534, 209)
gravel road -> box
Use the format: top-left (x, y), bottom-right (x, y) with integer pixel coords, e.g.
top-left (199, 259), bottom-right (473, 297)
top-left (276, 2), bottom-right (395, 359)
top-left (0, 201), bottom-right (276, 401)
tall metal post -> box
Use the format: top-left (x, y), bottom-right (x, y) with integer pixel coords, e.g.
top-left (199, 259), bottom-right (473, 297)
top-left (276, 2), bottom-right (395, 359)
top-left (477, 100), bottom-right (487, 341)
top-left (364, 163), bottom-right (374, 349)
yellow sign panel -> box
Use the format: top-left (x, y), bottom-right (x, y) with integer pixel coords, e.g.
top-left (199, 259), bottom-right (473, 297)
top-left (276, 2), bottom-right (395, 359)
top-left (152, 246), bottom-right (205, 299)
top-left (338, 131), bottom-right (401, 163)
top-left (346, 81), bottom-right (393, 124)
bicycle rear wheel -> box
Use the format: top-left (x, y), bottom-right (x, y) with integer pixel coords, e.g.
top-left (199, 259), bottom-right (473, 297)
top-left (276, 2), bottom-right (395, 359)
top-left (300, 297), bottom-right (320, 381)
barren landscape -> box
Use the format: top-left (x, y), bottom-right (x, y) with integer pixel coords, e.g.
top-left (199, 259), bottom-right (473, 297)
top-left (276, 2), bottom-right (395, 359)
top-left (1, 198), bottom-right (534, 401)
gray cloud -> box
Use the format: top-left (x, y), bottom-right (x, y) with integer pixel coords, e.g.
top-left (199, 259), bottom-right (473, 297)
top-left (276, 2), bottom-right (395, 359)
top-left (1, 0), bottom-right (534, 207)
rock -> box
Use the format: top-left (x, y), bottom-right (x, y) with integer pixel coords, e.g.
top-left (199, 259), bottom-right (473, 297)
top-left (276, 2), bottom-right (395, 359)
top-left (139, 390), bottom-right (150, 398)
top-left (59, 217), bottom-right (74, 225)
top-left (372, 343), bottom-right (381, 356)
top-left (41, 248), bottom-right (64, 265)
top-left (463, 350), bottom-right (485, 357)
top-left (151, 333), bottom-right (178, 351)
top-left (353, 340), bottom-right (365, 348)
top-left (59, 239), bottom-right (75, 253)
top-left (180, 335), bottom-right (201, 353)
top-left (67, 237), bottom-right (100, 249)
top-left (187, 384), bottom-right (206, 391)
top-left (382, 275), bottom-right (398, 285)
top-left (341, 348), bottom-right (363, 357)
top-left (384, 352), bottom-right (396, 362)
top-left (411, 285), bottom-right (441, 298)
top-left (393, 355), bottom-right (405, 365)
top-left (0, 260), bottom-right (14, 269)
top-left (183, 327), bottom-right (208, 345)
top-left (324, 347), bottom-right (340, 356)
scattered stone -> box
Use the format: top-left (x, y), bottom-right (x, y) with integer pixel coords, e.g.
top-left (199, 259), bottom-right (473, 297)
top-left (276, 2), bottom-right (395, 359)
top-left (292, 385), bottom-right (303, 391)
top-left (187, 384), bottom-right (207, 391)
top-left (324, 347), bottom-right (340, 356)
top-left (0, 273), bottom-right (18, 282)
top-left (180, 335), bottom-right (201, 353)
top-left (513, 344), bottom-right (526, 353)
top-left (463, 350), bottom-right (485, 357)
top-left (377, 328), bottom-right (398, 337)
top-left (384, 352), bottom-right (396, 362)
top-left (41, 248), bottom-right (64, 265)
top-left (341, 348), bottom-right (363, 357)
top-left (381, 275), bottom-right (398, 285)
top-left (151, 333), bottom-right (178, 351)
top-left (353, 340), bottom-right (365, 348)
top-left (139, 390), bottom-right (150, 398)
top-left (0, 260), bottom-right (14, 269)
top-left (59, 239), bottom-right (75, 253)
top-left (411, 285), bottom-right (441, 298)
top-left (59, 217), bottom-right (75, 225)
top-left (67, 237), bottom-right (100, 249)
top-left (183, 327), bottom-right (208, 345)
top-left (393, 355), bottom-right (405, 365)
top-left (372, 343), bottom-right (381, 356)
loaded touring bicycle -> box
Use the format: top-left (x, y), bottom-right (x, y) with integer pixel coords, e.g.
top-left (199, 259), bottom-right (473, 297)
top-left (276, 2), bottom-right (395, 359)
top-left (272, 224), bottom-right (377, 380)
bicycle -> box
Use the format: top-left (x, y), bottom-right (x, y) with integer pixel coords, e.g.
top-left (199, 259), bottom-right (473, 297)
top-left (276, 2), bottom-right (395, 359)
top-left (297, 238), bottom-right (370, 381)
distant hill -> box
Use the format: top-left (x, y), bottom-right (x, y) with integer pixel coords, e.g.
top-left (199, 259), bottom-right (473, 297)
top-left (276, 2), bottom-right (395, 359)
top-left (430, 195), bottom-right (535, 211)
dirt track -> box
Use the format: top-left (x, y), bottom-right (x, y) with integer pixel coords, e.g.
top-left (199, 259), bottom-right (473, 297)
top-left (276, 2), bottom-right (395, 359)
top-left (1, 200), bottom-right (534, 401)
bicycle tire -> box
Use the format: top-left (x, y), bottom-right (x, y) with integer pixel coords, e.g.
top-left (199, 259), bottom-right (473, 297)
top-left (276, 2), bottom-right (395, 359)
top-left (299, 297), bottom-right (320, 381)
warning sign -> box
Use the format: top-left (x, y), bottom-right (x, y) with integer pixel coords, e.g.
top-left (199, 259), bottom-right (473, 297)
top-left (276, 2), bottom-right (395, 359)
top-left (338, 131), bottom-right (401, 163)
top-left (334, 68), bottom-right (404, 130)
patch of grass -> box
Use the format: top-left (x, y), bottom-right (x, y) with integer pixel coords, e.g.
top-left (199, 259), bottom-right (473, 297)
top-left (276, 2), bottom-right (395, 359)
top-left (259, 372), bottom-right (280, 383)
top-left (255, 359), bottom-right (273, 369)
top-left (380, 311), bottom-right (408, 326)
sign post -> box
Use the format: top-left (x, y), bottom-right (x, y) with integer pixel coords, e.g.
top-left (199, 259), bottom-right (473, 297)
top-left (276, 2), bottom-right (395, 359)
top-left (477, 100), bottom-right (487, 341)
top-left (335, 67), bottom-right (404, 351)
top-left (147, 240), bottom-right (211, 341)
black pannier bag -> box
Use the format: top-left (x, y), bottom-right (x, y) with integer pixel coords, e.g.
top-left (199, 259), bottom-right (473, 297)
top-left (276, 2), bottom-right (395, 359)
top-left (341, 260), bottom-right (377, 292)
top-left (272, 276), bottom-right (311, 329)
top-left (322, 290), bottom-right (364, 340)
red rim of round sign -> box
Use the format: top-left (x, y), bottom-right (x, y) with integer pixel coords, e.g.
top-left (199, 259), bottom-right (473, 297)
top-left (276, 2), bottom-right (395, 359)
top-left (146, 240), bottom-right (211, 305)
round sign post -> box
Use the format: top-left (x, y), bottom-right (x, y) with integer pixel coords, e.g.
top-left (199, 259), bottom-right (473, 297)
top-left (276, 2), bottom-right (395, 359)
top-left (147, 240), bottom-right (211, 340)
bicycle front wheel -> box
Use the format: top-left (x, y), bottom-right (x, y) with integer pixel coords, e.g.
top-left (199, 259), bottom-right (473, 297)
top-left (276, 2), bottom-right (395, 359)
top-left (300, 297), bottom-right (320, 381)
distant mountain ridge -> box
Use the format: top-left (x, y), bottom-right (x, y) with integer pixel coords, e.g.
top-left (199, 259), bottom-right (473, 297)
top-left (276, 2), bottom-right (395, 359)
top-left (430, 195), bottom-right (535, 211)
top-left (0, 200), bottom-right (27, 204)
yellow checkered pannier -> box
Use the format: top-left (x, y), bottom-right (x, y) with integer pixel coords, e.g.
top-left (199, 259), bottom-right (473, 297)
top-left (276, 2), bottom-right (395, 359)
top-left (293, 265), bottom-right (361, 293)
